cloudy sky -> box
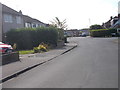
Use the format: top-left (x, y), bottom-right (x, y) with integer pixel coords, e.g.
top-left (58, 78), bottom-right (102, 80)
top-left (0, 0), bottom-right (119, 29)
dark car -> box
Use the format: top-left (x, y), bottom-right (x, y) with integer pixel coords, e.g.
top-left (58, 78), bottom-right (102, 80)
top-left (81, 33), bottom-right (86, 37)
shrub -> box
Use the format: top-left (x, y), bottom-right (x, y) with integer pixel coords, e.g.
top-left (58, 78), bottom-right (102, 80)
top-left (90, 24), bottom-right (104, 30)
top-left (38, 45), bottom-right (47, 52)
top-left (33, 43), bottom-right (48, 53)
top-left (33, 47), bottom-right (39, 53)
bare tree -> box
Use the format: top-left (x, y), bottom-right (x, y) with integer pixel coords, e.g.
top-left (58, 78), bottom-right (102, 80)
top-left (50, 17), bottom-right (67, 30)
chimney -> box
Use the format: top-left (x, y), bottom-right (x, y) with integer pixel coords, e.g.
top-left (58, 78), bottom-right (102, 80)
top-left (110, 16), bottom-right (113, 20)
top-left (19, 10), bottom-right (22, 14)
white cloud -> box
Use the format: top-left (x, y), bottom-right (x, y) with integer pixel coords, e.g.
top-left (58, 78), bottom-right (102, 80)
top-left (0, 0), bottom-right (119, 29)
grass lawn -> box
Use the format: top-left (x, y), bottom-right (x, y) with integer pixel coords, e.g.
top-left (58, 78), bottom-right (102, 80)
top-left (19, 50), bottom-right (34, 54)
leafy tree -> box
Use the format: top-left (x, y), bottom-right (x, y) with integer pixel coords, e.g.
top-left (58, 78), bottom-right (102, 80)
top-left (90, 24), bottom-right (104, 30)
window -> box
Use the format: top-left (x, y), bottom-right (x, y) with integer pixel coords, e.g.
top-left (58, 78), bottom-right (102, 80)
top-left (32, 24), bottom-right (36, 28)
top-left (4, 14), bottom-right (13, 23)
top-left (25, 23), bottom-right (31, 28)
top-left (36, 24), bottom-right (38, 27)
top-left (16, 16), bottom-right (22, 24)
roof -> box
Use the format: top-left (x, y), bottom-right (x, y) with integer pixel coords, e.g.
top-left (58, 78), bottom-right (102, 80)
top-left (2, 4), bottom-right (22, 16)
top-left (111, 19), bottom-right (120, 28)
top-left (2, 3), bottom-right (47, 26)
top-left (23, 15), bottom-right (46, 25)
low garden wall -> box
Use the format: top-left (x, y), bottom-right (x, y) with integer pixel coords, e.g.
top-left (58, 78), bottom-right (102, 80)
top-left (0, 52), bottom-right (19, 65)
top-left (57, 40), bottom-right (65, 48)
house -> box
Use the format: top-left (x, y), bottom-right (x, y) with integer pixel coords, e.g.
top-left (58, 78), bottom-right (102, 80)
top-left (0, 3), bottom-right (47, 42)
top-left (78, 28), bottom-right (89, 36)
top-left (65, 29), bottom-right (79, 37)
top-left (110, 13), bottom-right (120, 28)
top-left (23, 15), bottom-right (47, 28)
top-left (102, 13), bottom-right (120, 35)
top-left (102, 1), bottom-right (120, 29)
top-left (102, 16), bottom-right (119, 29)
top-left (1, 3), bottom-right (24, 42)
top-left (2, 4), bottom-right (25, 33)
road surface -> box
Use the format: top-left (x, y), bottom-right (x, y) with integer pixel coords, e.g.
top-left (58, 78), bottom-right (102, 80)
top-left (2, 37), bottom-right (118, 88)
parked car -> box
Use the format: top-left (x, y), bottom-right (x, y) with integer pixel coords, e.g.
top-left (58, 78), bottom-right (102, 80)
top-left (0, 42), bottom-right (13, 54)
top-left (81, 32), bottom-right (87, 37)
top-left (111, 33), bottom-right (116, 37)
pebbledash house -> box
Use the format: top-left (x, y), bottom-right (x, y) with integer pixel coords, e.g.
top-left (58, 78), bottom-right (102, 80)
top-left (0, 3), bottom-right (48, 42)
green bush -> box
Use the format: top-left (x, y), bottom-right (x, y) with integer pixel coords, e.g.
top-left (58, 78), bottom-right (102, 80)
top-left (6, 26), bottom-right (59, 50)
top-left (90, 28), bottom-right (117, 37)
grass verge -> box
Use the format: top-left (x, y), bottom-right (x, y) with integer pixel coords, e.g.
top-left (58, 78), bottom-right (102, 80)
top-left (19, 50), bottom-right (34, 55)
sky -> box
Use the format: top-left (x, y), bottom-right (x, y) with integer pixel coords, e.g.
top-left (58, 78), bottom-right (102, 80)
top-left (0, 0), bottom-right (119, 29)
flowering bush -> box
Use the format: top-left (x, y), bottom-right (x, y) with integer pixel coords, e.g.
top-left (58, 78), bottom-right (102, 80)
top-left (33, 43), bottom-right (48, 53)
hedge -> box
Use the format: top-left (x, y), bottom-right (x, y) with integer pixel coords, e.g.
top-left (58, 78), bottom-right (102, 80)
top-left (6, 26), bottom-right (59, 50)
top-left (90, 29), bottom-right (117, 37)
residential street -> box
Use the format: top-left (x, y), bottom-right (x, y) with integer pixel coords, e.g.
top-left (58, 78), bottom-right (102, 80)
top-left (2, 37), bottom-right (118, 88)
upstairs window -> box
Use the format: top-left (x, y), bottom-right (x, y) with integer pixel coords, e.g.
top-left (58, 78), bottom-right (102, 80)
top-left (16, 16), bottom-right (22, 24)
top-left (4, 14), bottom-right (13, 23)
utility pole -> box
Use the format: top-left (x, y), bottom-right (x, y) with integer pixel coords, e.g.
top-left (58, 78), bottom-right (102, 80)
top-left (88, 18), bottom-right (91, 36)
top-left (89, 18), bottom-right (91, 28)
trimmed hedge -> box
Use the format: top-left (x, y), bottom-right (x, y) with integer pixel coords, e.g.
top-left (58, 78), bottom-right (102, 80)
top-left (6, 26), bottom-right (59, 50)
top-left (90, 29), bottom-right (117, 37)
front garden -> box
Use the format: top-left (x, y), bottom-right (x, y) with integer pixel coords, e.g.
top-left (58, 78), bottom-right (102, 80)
top-left (6, 26), bottom-right (65, 54)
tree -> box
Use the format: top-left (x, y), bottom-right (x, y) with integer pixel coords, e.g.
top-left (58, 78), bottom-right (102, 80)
top-left (50, 17), bottom-right (67, 30)
top-left (50, 17), bottom-right (68, 41)
top-left (90, 24), bottom-right (104, 30)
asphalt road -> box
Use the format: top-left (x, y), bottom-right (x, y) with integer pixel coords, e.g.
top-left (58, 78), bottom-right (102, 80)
top-left (2, 37), bottom-right (118, 88)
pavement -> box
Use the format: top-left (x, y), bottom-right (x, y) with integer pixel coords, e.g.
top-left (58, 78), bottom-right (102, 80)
top-left (0, 42), bottom-right (77, 83)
